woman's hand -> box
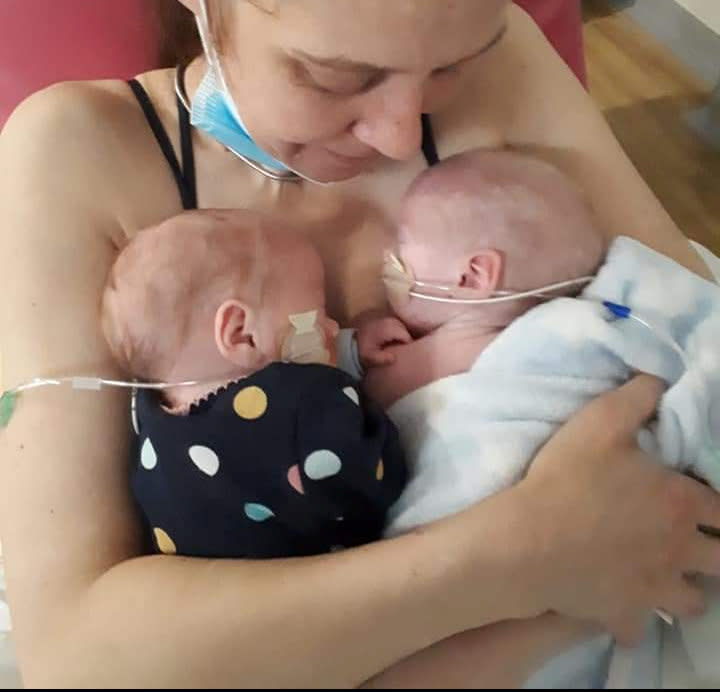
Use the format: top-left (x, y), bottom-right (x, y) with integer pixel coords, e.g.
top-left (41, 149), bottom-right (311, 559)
top-left (518, 375), bottom-right (720, 644)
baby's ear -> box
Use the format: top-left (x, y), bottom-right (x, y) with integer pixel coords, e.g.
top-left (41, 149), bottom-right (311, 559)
top-left (214, 300), bottom-right (258, 366)
top-left (460, 249), bottom-right (504, 295)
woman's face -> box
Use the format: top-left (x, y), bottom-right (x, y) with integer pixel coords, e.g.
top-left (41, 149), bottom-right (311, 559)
top-left (205, 0), bottom-right (508, 182)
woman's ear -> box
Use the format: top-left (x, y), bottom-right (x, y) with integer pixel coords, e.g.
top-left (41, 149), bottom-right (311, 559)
top-left (460, 249), bottom-right (504, 295)
top-left (214, 300), bottom-right (257, 366)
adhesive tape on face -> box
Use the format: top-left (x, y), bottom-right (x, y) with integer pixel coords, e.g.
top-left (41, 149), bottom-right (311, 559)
top-left (281, 310), bottom-right (330, 364)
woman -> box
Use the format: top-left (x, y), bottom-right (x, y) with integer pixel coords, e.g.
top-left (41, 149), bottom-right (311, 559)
top-left (1, 0), bottom-right (718, 687)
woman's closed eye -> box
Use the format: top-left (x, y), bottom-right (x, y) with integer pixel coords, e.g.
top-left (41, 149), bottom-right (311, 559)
top-left (294, 62), bottom-right (385, 96)
top-left (431, 64), bottom-right (461, 79)
top-left (289, 49), bottom-right (474, 99)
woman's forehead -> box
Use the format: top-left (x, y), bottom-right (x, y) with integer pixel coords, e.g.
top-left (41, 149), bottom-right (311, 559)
top-left (235, 0), bottom-right (508, 70)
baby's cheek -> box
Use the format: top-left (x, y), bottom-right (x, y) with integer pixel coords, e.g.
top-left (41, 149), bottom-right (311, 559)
top-left (326, 336), bottom-right (338, 367)
top-left (387, 291), bottom-right (413, 322)
top-left (390, 299), bottom-right (433, 333)
top-left (265, 321), bottom-right (287, 362)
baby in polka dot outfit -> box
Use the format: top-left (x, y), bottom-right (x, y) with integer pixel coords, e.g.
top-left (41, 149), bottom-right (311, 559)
top-left (102, 209), bottom-right (407, 559)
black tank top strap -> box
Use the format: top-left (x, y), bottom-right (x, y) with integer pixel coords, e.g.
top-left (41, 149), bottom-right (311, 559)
top-left (127, 76), bottom-right (198, 210)
top-left (421, 113), bottom-right (440, 167)
top-left (177, 88), bottom-right (197, 209)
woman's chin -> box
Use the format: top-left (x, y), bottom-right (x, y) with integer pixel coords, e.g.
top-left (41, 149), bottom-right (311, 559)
top-left (287, 148), bottom-right (378, 183)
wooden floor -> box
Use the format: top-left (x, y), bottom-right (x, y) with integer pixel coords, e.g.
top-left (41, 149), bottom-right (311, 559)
top-left (583, 0), bottom-right (719, 254)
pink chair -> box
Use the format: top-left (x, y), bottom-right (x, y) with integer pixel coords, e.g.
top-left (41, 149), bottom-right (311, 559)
top-left (0, 0), bottom-right (161, 126)
top-left (514, 0), bottom-right (587, 85)
top-left (0, 0), bottom-right (585, 128)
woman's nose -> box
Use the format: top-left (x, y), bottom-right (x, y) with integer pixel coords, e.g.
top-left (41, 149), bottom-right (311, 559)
top-left (352, 79), bottom-right (424, 161)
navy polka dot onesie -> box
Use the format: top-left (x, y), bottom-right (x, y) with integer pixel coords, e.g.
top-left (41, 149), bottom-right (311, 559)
top-left (131, 362), bottom-right (407, 558)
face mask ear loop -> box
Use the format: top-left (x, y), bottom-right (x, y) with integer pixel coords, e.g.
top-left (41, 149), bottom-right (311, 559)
top-left (196, 0), bottom-right (217, 66)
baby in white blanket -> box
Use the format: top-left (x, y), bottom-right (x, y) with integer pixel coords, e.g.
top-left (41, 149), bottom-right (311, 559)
top-left (362, 148), bottom-right (719, 532)
top-left (365, 148), bottom-right (606, 411)
top-left (361, 149), bottom-right (720, 687)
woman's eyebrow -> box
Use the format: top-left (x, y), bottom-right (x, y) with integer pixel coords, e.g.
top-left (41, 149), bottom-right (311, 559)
top-left (290, 24), bottom-right (508, 74)
top-left (441, 24), bottom-right (508, 69)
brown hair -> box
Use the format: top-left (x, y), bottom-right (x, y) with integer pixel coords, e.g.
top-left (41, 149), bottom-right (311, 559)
top-left (154, 0), bottom-right (203, 67)
top-left (154, 1), bottom-right (276, 66)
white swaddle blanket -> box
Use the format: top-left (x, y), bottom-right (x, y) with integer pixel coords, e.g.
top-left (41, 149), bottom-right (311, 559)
top-left (384, 236), bottom-right (720, 688)
top-left (386, 236), bottom-right (720, 536)
top-left (609, 241), bottom-right (720, 690)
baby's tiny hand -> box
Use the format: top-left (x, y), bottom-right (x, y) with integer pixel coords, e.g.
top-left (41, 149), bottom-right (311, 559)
top-left (357, 317), bottom-right (412, 367)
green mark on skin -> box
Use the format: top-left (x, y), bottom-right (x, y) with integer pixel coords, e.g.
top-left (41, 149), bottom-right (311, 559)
top-left (0, 390), bottom-right (17, 428)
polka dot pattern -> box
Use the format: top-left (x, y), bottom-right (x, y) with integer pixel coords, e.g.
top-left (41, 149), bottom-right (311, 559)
top-left (134, 368), bottom-right (405, 560)
top-left (343, 387), bottom-right (359, 406)
top-left (233, 386), bottom-right (268, 420)
top-left (245, 503), bottom-right (275, 522)
top-left (188, 445), bottom-right (220, 477)
top-left (304, 450), bottom-right (342, 480)
top-left (141, 438), bottom-right (157, 470)
top-left (154, 528), bottom-right (177, 555)
top-left (287, 464), bottom-right (304, 494)
top-left (376, 459), bottom-right (384, 481)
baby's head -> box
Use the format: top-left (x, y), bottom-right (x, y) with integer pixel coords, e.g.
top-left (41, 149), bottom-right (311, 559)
top-left (386, 149), bottom-right (606, 335)
top-left (102, 209), bottom-right (338, 390)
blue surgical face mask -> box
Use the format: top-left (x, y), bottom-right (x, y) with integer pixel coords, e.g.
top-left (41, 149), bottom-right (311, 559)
top-left (190, 0), bottom-right (291, 176)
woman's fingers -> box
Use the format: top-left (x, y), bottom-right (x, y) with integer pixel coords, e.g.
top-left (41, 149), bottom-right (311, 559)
top-left (538, 374), bottom-right (665, 460)
top-left (588, 374), bottom-right (666, 442)
top-left (658, 578), bottom-right (707, 619)
top-left (685, 533), bottom-right (720, 578)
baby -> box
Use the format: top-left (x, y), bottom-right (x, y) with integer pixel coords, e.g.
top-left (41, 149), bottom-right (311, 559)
top-left (367, 149), bottom-right (605, 410)
top-left (102, 209), bottom-right (406, 559)
top-left (360, 149), bottom-right (720, 530)
top-left (361, 149), bottom-right (720, 687)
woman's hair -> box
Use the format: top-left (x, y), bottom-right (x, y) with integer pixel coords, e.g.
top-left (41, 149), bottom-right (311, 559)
top-left (155, 0), bottom-right (203, 67)
top-left (154, 0), bottom-right (275, 66)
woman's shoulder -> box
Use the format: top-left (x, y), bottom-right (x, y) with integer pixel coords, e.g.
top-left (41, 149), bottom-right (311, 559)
top-left (1, 70), bottom-right (179, 182)
top-left (3, 78), bottom-right (145, 153)
top-left (1, 71), bottom-right (181, 237)
top-left (432, 4), bottom-right (578, 159)
top-left (0, 81), bottom-right (133, 231)
top-left (1, 78), bottom-right (154, 207)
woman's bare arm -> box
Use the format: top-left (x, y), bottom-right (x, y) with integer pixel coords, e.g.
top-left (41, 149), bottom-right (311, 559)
top-left (363, 614), bottom-right (598, 689)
